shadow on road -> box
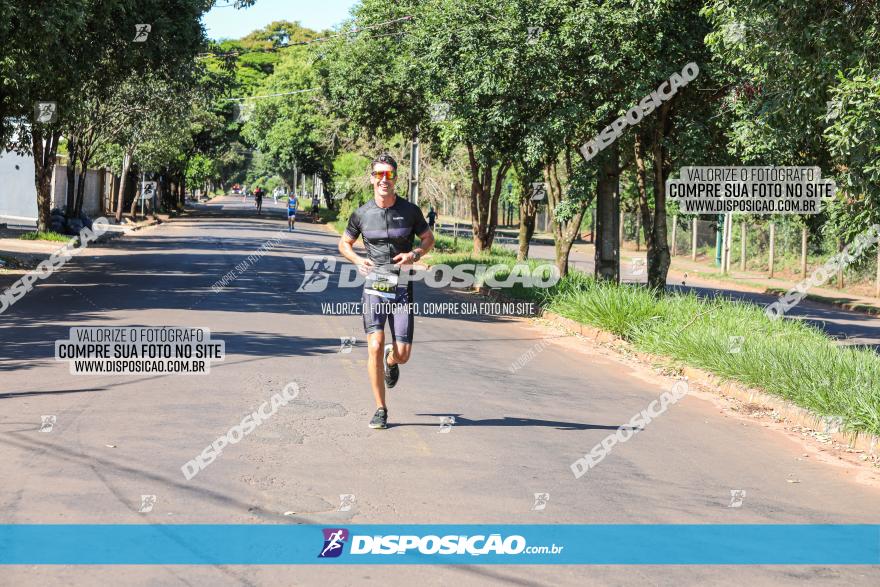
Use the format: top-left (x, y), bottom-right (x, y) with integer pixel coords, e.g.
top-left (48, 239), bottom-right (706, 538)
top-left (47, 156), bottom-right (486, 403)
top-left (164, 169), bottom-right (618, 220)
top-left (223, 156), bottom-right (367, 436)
top-left (408, 414), bottom-right (636, 431)
top-left (0, 386), bottom-right (107, 400)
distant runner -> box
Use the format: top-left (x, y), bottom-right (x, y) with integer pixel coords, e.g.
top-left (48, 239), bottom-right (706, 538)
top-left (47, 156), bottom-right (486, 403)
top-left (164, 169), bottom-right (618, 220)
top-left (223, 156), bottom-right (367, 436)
top-left (287, 192), bottom-right (298, 231)
top-left (254, 187), bottom-right (264, 215)
top-left (312, 194), bottom-right (321, 221)
top-left (338, 153), bottom-right (435, 430)
top-left (426, 206), bottom-right (438, 231)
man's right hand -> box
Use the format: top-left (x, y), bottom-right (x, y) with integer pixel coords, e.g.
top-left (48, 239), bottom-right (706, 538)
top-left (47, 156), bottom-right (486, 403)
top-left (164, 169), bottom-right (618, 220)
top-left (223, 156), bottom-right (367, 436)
top-left (357, 258), bottom-right (375, 276)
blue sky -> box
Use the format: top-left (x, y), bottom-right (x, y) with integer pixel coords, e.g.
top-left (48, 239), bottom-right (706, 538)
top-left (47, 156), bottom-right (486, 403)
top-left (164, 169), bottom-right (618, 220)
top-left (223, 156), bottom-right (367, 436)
top-left (203, 0), bottom-right (358, 40)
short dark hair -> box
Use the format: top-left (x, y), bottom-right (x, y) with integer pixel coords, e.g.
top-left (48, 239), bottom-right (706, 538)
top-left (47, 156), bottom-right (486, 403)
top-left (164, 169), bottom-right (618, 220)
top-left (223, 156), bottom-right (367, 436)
top-left (371, 153), bottom-right (398, 173)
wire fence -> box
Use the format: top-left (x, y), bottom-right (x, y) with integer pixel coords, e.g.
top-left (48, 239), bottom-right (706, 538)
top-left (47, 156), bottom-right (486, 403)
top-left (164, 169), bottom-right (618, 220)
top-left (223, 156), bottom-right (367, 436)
top-left (427, 197), bottom-right (880, 297)
top-left (623, 213), bottom-right (880, 297)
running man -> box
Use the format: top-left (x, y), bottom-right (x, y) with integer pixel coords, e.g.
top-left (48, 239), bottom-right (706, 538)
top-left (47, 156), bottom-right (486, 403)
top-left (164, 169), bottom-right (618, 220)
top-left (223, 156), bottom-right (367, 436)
top-left (287, 191), bottom-right (298, 231)
top-left (426, 206), bottom-right (438, 231)
top-left (254, 187), bottom-right (264, 214)
top-left (312, 194), bottom-right (321, 221)
top-left (338, 153), bottom-right (434, 429)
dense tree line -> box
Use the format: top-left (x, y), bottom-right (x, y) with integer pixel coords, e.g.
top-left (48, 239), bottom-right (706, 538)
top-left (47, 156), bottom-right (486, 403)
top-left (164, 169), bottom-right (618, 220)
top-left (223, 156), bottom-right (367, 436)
top-left (6, 0), bottom-right (878, 290)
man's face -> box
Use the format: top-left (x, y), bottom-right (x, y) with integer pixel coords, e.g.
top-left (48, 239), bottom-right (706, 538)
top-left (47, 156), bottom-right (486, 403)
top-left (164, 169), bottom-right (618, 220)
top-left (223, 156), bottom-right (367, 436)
top-left (370, 163), bottom-right (396, 198)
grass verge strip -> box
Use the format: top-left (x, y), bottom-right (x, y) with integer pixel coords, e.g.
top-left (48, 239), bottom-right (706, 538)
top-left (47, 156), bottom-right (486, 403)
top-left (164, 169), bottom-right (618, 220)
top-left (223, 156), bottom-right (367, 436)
top-left (426, 253), bottom-right (880, 437)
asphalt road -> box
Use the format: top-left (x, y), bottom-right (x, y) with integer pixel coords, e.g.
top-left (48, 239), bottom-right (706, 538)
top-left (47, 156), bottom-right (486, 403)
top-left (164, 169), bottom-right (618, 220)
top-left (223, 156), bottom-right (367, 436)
top-left (1, 195), bottom-right (878, 586)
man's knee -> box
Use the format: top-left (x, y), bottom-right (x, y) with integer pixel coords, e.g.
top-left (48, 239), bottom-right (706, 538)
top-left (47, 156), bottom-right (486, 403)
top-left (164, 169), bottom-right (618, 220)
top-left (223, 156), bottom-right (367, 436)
top-left (368, 334), bottom-right (385, 355)
top-left (395, 344), bottom-right (412, 364)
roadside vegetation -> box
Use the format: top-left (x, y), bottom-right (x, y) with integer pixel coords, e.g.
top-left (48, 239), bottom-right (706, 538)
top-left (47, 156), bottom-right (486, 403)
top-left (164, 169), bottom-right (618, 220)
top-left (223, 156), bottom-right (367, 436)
top-left (18, 231), bottom-right (71, 243)
top-left (424, 245), bottom-right (880, 438)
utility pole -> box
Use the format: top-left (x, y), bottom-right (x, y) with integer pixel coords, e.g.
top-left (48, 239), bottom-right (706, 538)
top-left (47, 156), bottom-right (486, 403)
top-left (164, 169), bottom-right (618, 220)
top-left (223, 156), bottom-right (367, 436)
top-left (722, 214), bottom-right (733, 274)
top-left (410, 126), bottom-right (420, 205)
top-left (768, 222), bottom-right (776, 278)
top-left (670, 216), bottom-right (678, 256)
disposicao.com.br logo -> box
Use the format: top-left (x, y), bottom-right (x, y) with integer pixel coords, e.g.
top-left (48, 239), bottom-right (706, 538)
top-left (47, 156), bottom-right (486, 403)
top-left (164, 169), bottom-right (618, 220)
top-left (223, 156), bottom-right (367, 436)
top-left (318, 528), bottom-right (564, 558)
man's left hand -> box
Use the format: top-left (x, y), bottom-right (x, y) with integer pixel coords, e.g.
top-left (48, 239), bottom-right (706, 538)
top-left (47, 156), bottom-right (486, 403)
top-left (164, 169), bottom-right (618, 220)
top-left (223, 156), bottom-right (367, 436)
top-left (393, 252), bottom-right (417, 266)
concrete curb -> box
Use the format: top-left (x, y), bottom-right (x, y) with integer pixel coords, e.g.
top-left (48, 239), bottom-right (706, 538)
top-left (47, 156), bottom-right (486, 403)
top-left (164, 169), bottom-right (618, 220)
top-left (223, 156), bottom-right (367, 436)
top-left (473, 285), bottom-right (880, 457)
top-left (95, 217), bottom-right (163, 244)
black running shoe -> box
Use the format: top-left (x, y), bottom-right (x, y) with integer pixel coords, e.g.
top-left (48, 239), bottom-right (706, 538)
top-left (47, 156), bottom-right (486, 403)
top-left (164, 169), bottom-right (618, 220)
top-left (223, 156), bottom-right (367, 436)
top-left (369, 407), bottom-right (388, 429)
top-left (384, 344), bottom-right (400, 388)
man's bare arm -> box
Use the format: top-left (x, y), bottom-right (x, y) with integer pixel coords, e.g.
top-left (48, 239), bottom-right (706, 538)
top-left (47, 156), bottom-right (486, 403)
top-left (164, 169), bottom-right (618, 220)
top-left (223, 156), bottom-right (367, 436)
top-left (414, 230), bottom-right (435, 259)
top-left (393, 230), bottom-right (435, 267)
top-left (339, 235), bottom-right (374, 274)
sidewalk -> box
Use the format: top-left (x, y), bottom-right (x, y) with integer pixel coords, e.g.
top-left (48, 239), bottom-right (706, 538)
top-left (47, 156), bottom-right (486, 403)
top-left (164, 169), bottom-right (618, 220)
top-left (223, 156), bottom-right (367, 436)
top-left (423, 216), bottom-right (880, 347)
top-left (0, 215), bottom-right (165, 272)
top-left (434, 215), bottom-right (562, 246)
top-left (607, 245), bottom-right (880, 318)
top-left (432, 213), bottom-right (880, 318)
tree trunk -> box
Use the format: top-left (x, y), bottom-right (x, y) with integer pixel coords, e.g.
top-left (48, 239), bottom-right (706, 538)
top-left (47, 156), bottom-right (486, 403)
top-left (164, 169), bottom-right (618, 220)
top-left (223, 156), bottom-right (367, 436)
top-left (517, 194), bottom-right (537, 261)
top-left (179, 172), bottom-right (186, 210)
top-left (65, 138), bottom-right (79, 217)
top-left (32, 128), bottom-right (61, 232)
top-left (634, 133), bottom-right (653, 247)
top-left (129, 166), bottom-right (141, 216)
top-left (115, 150), bottom-right (132, 223)
top-left (73, 146), bottom-right (94, 218)
top-left (647, 101), bottom-right (673, 290)
top-left (544, 153), bottom-right (587, 278)
top-left (74, 167), bottom-right (88, 217)
top-left (168, 178), bottom-right (177, 212)
top-left (466, 143), bottom-right (508, 253)
top-left (159, 172), bottom-right (171, 213)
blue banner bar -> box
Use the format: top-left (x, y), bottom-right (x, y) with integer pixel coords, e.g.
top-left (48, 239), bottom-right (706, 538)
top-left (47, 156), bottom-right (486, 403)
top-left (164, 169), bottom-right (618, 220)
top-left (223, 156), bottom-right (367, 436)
top-left (0, 525), bottom-right (877, 565)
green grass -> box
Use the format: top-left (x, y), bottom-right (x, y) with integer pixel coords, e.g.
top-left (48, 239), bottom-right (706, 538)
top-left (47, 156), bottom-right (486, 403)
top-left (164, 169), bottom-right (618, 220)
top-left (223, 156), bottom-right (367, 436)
top-left (430, 233), bottom-right (514, 256)
top-left (555, 276), bottom-right (880, 436)
top-left (19, 231), bottom-right (71, 242)
top-left (426, 250), bottom-right (559, 304)
top-left (424, 253), bottom-right (880, 437)
top-left (315, 206), bottom-right (337, 225)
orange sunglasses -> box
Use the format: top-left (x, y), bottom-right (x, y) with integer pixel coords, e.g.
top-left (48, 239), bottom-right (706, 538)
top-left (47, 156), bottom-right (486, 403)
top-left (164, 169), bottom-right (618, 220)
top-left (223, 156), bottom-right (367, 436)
top-left (371, 170), bottom-right (397, 180)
